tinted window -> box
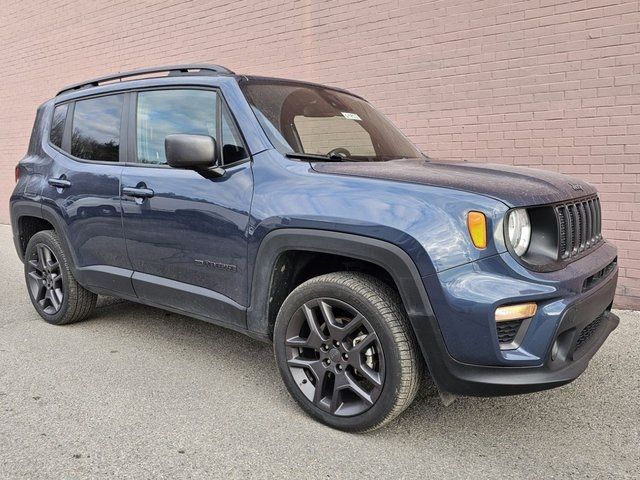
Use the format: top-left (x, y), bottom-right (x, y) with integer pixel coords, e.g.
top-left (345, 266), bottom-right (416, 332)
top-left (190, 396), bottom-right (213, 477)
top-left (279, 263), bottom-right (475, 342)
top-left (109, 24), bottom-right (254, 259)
top-left (136, 89), bottom-right (217, 165)
top-left (71, 95), bottom-right (123, 161)
top-left (50, 104), bottom-right (68, 148)
top-left (221, 107), bottom-right (247, 164)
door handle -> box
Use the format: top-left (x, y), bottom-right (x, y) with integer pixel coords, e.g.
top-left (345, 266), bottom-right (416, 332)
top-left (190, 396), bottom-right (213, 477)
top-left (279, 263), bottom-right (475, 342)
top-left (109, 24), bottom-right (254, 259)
top-left (48, 177), bottom-right (71, 188)
top-left (122, 186), bottom-right (155, 198)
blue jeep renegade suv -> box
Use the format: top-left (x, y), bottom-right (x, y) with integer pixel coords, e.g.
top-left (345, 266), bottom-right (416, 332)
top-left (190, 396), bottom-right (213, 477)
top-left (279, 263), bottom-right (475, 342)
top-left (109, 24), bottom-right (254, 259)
top-left (10, 64), bottom-right (619, 431)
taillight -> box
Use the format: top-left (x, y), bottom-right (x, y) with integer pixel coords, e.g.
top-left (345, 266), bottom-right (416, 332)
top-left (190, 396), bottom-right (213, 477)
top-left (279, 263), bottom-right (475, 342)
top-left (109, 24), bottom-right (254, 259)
top-left (14, 164), bottom-right (20, 183)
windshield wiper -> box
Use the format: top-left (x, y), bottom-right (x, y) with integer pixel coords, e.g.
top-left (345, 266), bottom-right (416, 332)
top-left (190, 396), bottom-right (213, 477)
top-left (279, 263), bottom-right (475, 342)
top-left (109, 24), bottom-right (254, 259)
top-left (285, 152), bottom-right (349, 162)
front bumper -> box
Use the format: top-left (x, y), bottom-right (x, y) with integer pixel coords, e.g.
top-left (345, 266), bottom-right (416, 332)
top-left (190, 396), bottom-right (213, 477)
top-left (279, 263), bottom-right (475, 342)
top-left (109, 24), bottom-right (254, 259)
top-left (427, 277), bottom-right (617, 396)
top-left (413, 241), bottom-right (619, 396)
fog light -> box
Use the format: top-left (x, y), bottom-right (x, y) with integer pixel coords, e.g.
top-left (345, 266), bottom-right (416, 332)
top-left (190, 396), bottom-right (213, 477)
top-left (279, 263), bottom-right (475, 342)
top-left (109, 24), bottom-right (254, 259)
top-left (495, 302), bottom-right (537, 322)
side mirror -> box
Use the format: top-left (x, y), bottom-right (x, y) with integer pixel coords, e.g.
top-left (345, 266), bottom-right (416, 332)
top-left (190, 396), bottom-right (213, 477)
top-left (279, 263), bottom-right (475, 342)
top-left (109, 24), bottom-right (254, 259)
top-left (165, 134), bottom-right (218, 169)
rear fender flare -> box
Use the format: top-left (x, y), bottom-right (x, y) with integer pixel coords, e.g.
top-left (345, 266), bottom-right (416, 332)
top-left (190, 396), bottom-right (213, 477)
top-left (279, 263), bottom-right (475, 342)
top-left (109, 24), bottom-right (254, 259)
top-left (12, 201), bottom-right (79, 274)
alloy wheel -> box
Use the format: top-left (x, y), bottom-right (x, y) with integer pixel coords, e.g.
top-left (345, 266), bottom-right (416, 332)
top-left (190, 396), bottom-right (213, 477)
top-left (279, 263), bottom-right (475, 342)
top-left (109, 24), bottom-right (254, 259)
top-left (284, 297), bottom-right (385, 416)
top-left (27, 243), bottom-right (64, 315)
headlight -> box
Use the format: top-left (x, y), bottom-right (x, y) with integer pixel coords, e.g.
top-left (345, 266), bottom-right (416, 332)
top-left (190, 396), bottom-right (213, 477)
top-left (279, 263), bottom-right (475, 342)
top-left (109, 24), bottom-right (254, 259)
top-left (507, 209), bottom-right (531, 256)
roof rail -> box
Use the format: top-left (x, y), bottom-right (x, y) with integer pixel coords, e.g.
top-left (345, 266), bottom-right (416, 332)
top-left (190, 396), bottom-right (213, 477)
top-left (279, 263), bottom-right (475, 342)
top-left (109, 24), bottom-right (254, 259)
top-left (56, 64), bottom-right (235, 96)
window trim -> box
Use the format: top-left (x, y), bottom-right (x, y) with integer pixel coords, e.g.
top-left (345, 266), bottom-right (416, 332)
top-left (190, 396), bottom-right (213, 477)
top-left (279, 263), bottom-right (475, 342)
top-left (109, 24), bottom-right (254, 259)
top-left (215, 92), bottom-right (223, 162)
top-left (47, 86), bottom-right (251, 169)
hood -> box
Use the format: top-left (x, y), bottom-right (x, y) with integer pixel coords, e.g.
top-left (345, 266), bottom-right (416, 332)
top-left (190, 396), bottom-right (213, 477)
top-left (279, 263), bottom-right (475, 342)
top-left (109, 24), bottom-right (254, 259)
top-left (311, 159), bottom-right (597, 207)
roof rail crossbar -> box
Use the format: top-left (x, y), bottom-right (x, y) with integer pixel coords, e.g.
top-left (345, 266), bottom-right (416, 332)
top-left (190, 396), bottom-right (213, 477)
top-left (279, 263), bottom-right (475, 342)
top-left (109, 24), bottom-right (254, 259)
top-left (56, 64), bottom-right (234, 96)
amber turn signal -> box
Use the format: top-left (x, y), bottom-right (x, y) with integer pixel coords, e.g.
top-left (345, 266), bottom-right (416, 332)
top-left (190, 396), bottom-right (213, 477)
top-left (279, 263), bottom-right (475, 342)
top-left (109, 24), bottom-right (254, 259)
top-left (495, 302), bottom-right (537, 322)
top-left (467, 211), bottom-right (487, 249)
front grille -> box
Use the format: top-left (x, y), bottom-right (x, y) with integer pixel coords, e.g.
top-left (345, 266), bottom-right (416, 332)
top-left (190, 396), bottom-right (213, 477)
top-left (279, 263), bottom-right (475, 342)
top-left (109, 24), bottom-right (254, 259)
top-left (556, 196), bottom-right (602, 260)
top-left (496, 319), bottom-right (524, 345)
top-left (575, 313), bottom-right (605, 351)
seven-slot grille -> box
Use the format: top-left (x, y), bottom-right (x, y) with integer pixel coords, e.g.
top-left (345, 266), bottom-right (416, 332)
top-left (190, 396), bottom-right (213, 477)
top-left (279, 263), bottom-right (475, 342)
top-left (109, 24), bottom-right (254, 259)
top-left (556, 196), bottom-right (602, 260)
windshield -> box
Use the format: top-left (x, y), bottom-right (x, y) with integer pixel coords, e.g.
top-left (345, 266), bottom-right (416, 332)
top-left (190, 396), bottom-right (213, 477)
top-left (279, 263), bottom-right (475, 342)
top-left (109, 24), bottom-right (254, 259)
top-left (241, 79), bottom-right (423, 162)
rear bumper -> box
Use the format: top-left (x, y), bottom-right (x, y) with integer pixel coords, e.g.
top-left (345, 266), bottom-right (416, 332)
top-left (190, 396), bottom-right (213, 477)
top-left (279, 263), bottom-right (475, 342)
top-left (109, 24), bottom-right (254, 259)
top-left (413, 245), bottom-right (619, 396)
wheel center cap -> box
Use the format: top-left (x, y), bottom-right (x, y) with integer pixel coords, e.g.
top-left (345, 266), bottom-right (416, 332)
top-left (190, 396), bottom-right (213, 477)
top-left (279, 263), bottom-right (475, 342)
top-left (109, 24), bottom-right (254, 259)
top-left (328, 348), bottom-right (341, 363)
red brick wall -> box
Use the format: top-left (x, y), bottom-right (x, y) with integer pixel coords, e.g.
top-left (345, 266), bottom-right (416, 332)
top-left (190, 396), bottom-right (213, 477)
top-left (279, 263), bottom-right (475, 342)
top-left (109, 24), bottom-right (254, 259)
top-left (1, 0), bottom-right (638, 308)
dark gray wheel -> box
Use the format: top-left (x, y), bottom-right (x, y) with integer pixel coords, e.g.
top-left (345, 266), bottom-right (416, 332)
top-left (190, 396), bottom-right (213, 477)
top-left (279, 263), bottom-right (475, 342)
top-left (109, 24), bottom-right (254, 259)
top-left (27, 242), bottom-right (64, 315)
top-left (274, 272), bottom-right (422, 432)
top-left (284, 296), bottom-right (385, 417)
top-left (24, 230), bottom-right (97, 325)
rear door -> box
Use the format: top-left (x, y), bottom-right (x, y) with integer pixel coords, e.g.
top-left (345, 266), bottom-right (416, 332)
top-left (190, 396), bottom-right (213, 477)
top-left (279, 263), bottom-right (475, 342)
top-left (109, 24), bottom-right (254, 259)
top-left (120, 87), bottom-right (253, 328)
top-left (42, 93), bottom-right (134, 296)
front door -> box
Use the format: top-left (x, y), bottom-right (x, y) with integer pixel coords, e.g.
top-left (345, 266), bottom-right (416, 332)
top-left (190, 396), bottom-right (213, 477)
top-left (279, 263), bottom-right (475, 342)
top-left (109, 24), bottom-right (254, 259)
top-left (120, 88), bottom-right (252, 328)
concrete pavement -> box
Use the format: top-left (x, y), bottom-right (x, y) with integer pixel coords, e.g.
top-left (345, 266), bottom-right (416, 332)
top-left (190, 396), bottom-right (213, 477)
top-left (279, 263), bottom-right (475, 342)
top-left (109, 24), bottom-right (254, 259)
top-left (0, 225), bottom-right (638, 479)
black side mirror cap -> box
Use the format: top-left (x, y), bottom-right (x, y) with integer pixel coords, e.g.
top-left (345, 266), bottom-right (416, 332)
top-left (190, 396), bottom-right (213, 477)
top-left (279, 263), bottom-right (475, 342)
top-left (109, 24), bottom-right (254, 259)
top-left (165, 134), bottom-right (218, 169)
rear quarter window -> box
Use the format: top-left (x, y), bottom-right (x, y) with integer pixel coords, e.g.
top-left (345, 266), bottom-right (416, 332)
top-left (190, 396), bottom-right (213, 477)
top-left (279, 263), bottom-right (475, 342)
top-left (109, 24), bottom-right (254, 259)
top-left (49, 104), bottom-right (68, 148)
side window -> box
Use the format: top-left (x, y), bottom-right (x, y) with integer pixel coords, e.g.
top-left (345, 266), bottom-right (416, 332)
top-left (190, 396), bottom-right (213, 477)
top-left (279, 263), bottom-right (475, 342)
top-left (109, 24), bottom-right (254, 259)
top-left (71, 95), bottom-right (123, 162)
top-left (136, 89), bottom-right (217, 165)
top-left (49, 104), bottom-right (68, 148)
top-left (221, 106), bottom-right (247, 164)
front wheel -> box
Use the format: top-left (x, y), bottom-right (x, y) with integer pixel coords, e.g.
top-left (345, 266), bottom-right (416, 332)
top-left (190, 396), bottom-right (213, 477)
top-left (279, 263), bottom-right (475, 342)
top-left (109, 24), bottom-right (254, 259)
top-left (273, 272), bottom-right (422, 432)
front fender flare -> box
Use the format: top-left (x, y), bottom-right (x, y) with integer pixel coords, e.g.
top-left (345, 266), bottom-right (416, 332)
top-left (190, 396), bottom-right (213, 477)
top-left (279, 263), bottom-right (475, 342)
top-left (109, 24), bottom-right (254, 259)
top-left (246, 227), bottom-right (439, 334)
top-left (246, 228), bottom-right (464, 392)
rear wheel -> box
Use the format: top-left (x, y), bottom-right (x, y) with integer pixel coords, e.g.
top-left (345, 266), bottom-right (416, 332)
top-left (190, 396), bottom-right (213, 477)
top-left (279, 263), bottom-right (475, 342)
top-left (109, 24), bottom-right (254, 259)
top-left (24, 230), bottom-right (97, 325)
top-left (274, 272), bottom-right (422, 432)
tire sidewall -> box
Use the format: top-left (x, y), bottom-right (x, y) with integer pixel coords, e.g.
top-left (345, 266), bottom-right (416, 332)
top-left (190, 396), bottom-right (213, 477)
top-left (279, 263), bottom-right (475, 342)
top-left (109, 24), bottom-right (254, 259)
top-left (274, 277), bottom-right (407, 432)
top-left (24, 231), bottom-right (73, 325)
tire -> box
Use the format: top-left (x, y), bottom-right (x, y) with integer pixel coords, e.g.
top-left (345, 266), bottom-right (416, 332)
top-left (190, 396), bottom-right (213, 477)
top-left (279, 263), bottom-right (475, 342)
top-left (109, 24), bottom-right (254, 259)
top-left (274, 272), bottom-right (422, 432)
top-left (24, 230), bottom-right (97, 325)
